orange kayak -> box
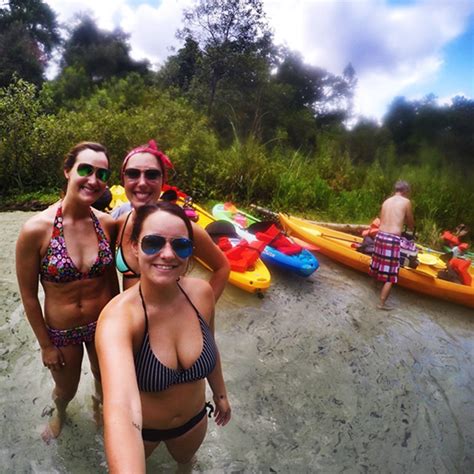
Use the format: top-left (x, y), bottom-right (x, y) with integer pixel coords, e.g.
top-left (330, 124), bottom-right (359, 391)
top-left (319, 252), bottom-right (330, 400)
top-left (279, 213), bottom-right (474, 309)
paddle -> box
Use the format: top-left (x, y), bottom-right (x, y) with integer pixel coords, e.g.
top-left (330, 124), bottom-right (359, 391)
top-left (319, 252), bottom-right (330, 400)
top-left (311, 230), bottom-right (360, 244)
top-left (250, 204), bottom-right (370, 234)
top-left (245, 211), bottom-right (320, 251)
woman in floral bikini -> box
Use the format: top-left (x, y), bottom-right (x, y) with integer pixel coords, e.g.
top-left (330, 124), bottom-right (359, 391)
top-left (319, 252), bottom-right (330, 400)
top-left (16, 142), bottom-right (119, 442)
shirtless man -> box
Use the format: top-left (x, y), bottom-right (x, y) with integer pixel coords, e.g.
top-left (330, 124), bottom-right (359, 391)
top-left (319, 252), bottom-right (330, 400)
top-left (369, 180), bottom-right (415, 310)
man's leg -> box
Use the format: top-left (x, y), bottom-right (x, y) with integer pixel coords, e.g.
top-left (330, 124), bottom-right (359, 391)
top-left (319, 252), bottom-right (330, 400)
top-left (378, 282), bottom-right (393, 310)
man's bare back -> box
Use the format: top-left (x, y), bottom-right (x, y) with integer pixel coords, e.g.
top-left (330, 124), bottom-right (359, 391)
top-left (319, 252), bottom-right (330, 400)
top-left (379, 194), bottom-right (415, 236)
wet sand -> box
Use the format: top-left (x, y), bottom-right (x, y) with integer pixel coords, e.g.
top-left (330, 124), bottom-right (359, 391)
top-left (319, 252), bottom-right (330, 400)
top-left (1, 211), bottom-right (473, 473)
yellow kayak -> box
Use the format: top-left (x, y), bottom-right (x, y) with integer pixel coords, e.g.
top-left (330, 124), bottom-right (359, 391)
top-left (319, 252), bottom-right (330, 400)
top-left (279, 213), bottom-right (474, 309)
top-left (109, 184), bottom-right (128, 209)
top-left (179, 199), bottom-right (271, 294)
top-left (110, 185), bottom-right (270, 293)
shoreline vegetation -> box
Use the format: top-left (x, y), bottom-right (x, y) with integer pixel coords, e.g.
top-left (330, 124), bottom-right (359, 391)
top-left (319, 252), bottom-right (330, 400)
top-left (1, 76), bottom-right (472, 250)
top-left (1, 2), bottom-right (472, 251)
top-left (3, 189), bottom-right (471, 251)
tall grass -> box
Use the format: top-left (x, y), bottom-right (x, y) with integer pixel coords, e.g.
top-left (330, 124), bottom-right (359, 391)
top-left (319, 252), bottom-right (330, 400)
top-left (1, 77), bottom-right (472, 247)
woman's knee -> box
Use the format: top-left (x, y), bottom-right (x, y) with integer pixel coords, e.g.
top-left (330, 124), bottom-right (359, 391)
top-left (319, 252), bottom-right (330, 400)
top-left (53, 383), bottom-right (78, 402)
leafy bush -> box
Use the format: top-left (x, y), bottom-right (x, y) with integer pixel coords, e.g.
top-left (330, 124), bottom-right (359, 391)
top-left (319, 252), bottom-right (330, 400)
top-left (1, 76), bottom-right (472, 248)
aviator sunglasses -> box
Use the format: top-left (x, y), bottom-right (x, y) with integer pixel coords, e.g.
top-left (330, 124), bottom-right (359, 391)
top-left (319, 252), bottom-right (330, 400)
top-left (141, 234), bottom-right (194, 259)
top-left (124, 168), bottom-right (162, 181)
top-left (76, 163), bottom-right (111, 183)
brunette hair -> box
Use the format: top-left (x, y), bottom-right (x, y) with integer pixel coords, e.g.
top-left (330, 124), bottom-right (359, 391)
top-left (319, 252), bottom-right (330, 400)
top-left (63, 142), bottom-right (110, 172)
top-left (130, 202), bottom-right (194, 245)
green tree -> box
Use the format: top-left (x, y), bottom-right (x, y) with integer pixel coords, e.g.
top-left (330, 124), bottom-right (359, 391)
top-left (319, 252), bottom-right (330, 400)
top-left (158, 37), bottom-right (203, 93)
top-left (346, 118), bottom-right (392, 164)
top-left (0, 0), bottom-right (60, 86)
top-left (256, 52), bottom-right (356, 149)
top-left (384, 94), bottom-right (474, 171)
top-left (60, 16), bottom-right (149, 86)
top-left (0, 77), bottom-right (41, 191)
top-left (178, 0), bottom-right (273, 115)
top-left (384, 96), bottom-right (417, 155)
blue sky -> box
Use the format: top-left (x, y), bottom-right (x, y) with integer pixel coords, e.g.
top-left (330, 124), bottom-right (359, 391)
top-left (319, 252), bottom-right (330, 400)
top-left (45, 0), bottom-right (474, 121)
top-left (402, 13), bottom-right (474, 104)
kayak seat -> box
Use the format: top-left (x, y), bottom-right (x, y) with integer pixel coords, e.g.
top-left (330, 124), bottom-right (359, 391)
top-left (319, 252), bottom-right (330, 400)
top-left (255, 224), bottom-right (302, 255)
top-left (218, 238), bottom-right (266, 273)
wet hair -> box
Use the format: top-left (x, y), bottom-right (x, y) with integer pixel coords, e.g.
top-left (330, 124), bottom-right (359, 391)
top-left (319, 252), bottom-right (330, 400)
top-left (130, 201), bottom-right (194, 246)
top-left (394, 180), bottom-right (410, 194)
top-left (63, 142), bottom-right (110, 172)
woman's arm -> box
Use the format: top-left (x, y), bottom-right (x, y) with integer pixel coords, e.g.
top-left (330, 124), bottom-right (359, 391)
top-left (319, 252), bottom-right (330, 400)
top-left (200, 284), bottom-right (231, 426)
top-left (101, 213), bottom-right (120, 297)
top-left (207, 348), bottom-right (231, 426)
top-left (15, 219), bottom-right (65, 370)
top-left (192, 223), bottom-right (230, 301)
top-left (96, 299), bottom-right (145, 474)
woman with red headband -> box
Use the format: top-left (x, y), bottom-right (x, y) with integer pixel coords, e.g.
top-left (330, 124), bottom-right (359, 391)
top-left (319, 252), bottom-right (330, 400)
top-left (16, 142), bottom-right (119, 442)
top-left (114, 140), bottom-right (230, 296)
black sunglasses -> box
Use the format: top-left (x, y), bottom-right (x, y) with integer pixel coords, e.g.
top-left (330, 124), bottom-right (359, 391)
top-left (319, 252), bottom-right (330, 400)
top-left (124, 168), bottom-right (162, 181)
top-left (141, 234), bottom-right (193, 259)
top-left (76, 163), bottom-right (111, 183)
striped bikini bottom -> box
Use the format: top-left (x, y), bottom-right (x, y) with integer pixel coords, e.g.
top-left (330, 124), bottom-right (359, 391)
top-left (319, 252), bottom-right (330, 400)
top-left (141, 402), bottom-right (214, 442)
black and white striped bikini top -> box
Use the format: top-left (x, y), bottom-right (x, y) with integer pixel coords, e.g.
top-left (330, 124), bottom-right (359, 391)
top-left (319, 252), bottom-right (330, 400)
top-left (135, 283), bottom-right (218, 392)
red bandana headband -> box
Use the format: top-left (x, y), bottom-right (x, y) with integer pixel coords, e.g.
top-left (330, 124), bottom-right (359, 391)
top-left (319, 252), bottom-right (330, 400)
top-left (120, 139), bottom-right (173, 183)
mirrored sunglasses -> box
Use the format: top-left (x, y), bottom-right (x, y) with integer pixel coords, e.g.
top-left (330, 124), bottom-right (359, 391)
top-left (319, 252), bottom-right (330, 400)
top-left (141, 234), bottom-right (193, 259)
top-left (124, 168), bottom-right (162, 181)
top-left (76, 163), bottom-right (111, 183)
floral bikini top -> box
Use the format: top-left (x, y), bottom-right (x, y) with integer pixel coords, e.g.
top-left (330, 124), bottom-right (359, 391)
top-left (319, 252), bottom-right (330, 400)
top-left (40, 204), bottom-right (113, 283)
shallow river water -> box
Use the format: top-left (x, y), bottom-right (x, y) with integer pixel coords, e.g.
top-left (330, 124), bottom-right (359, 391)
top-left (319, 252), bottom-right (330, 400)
top-left (1, 211), bottom-right (473, 473)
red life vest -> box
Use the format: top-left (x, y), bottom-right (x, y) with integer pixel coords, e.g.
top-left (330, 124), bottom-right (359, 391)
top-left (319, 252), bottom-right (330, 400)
top-left (441, 231), bottom-right (460, 247)
top-left (449, 258), bottom-right (472, 286)
top-left (362, 218), bottom-right (380, 238)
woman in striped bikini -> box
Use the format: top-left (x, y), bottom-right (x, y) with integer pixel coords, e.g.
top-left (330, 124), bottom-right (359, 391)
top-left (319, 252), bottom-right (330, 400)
top-left (16, 142), bottom-right (119, 442)
top-left (96, 202), bottom-right (231, 473)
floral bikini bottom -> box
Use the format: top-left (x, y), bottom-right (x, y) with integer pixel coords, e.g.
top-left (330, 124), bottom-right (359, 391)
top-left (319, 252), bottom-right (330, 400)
top-left (47, 321), bottom-right (97, 347)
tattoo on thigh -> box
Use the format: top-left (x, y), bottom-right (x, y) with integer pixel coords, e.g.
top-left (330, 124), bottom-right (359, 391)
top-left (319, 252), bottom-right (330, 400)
top-left (132, 421), bottom-right (141, 431)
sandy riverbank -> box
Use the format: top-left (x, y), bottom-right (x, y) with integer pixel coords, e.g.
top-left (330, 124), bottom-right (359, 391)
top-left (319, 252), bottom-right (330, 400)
top-left (1, 211), bottom-right (473, 473)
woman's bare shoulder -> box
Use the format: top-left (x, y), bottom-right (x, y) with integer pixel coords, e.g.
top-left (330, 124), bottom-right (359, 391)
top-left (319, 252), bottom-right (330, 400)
top-left (93, 209), bottom-right (118, 234)
top-left (183, 276), bottom-right (213, 293)
top-left (101, 287), bottom-right (137, 319)
top-left (19, 202), bottom-right (59, 238)
top-left (180, 277), bottom-right (214, 316)
top-left (114, 209), bottom-right (133, 235)
top-left (116, 209), bottom-right (132, 225)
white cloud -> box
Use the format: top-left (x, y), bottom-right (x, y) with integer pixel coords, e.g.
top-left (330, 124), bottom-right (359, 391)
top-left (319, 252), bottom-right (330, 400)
top-left (264, 0), bottom-right (474, 120)
top-left (120, 0), bottom-right (193, 67)
top-left (44, 0), bottom-right (474, 120)
top-left (46, 0), bottom-right (128, 30)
